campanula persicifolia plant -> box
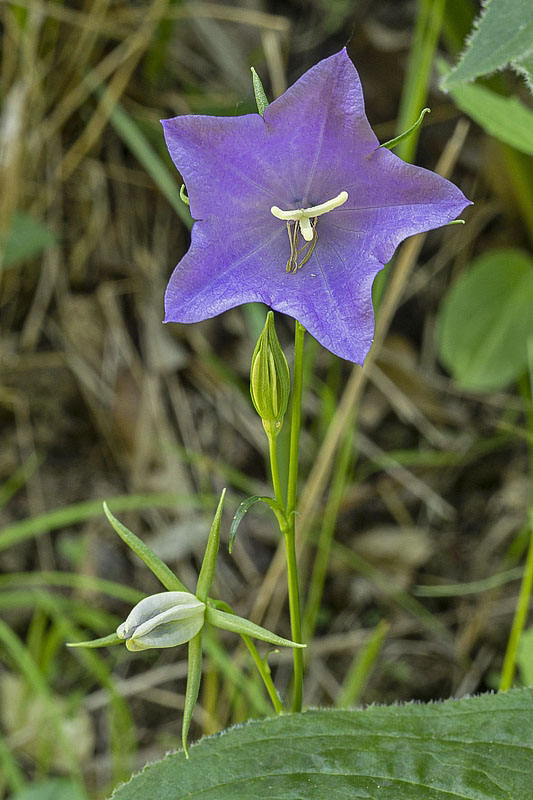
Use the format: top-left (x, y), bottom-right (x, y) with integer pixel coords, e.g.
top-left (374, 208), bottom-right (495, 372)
top-left (70, 47), bottom-right (470, 760)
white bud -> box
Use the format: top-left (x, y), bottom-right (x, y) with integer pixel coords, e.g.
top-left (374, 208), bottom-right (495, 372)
top-left (117, 591), bottom-right (205, 652)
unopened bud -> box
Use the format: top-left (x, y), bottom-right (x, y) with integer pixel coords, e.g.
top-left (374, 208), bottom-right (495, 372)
top-left (117, 591), bottom-right (205, 652)
top-left (250, 311), bottom-right (290, 434)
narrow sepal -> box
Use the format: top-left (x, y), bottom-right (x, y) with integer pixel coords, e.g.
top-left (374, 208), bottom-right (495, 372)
top-left (66, 632), bottom-right (122, 648)
top-left (380, 107), bottom-right (431, 150)
top-left (205, 606), bottom-right (306, 649)
top-left (179, 184), bottom-right (190, 206)
top-left (229, 494), bottom-right (286, 553)
top-left (103, 502), bottom-right (188, 592)
top-left (182, 629), bottom-right (204, 758)
top-left (196, 489), bottom-right (226, 602)
top-left (251, 67), bottom-right (269, 116)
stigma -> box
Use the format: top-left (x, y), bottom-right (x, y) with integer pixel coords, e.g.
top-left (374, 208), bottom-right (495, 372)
top-left (271, 191), bottom-right (348, 241)
top-left (270, 190), bottom-right (348, 272)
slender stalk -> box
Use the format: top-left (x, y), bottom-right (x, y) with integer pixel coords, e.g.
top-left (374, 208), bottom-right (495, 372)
top-left (285, 321), bottom-right (305, 711)
top-left (500, 520), bottom-right (533, 690)
top-left (500, 373), bottom-right (533, 690)
top-left (287, 322), bottom-right (306, 516)
top-left (213, 600), bottom-right (283, 714)
top-left (267, 426), bottom-right (285, 510)
top-left (242, 635), bottom-right (283, 714)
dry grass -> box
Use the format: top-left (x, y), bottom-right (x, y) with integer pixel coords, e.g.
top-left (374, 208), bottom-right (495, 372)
top-left (0, 1), bottom-right (530, 796)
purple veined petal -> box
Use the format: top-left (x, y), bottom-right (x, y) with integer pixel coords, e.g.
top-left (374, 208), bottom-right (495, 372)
top-left (165, 208), bottom-right (383, 363)
top-left (162, 47), bottom-right (472, 363)
top-left (329, 147), bottom-right (471, 264)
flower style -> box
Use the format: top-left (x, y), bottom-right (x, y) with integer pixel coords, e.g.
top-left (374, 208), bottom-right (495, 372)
top-left (162, 48), bottom-right (470, 363)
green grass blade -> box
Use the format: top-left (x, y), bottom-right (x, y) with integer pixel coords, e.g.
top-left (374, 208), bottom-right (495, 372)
top-left (395, 0), bottom-right (446, 162)
top-left (0, 492), bottom-right (205, 553)
top-left (336, 620), bottom-right (390, 708)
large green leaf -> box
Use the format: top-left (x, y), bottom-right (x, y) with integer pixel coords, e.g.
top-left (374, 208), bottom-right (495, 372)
top-left (447, 82), bottom-right (533, 156)
top-left (111, 688), bottom-right (533, 799)
top-left (437, 249), bottom-right (533, 390)
top-left (442, 0), bottom-right (533, 93)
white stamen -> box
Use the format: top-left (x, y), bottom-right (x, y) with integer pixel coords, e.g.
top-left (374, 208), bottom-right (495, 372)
top-left (270, 190), bottom-right (348, 223)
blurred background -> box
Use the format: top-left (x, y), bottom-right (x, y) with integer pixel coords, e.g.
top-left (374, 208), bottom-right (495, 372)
top-left (1, 0), bottom-right (532, 797)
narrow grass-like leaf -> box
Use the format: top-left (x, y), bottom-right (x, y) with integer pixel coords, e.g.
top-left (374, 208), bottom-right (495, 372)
top-left (0, 492), bottom-right (207, 553)
top-left (336, 619), bottom-right (389, 707)
top-left (110, 689), bottom-right (533, 799)
top-left (229, 495), bottom-right (285, 553)
top-left (196, 489), bottom-right (225, 602)
top-left (101, 95), bottom-right (192, 227)
top-left (103, 503), bottom-right (188, 592)
top-left (205, 607), bottom-right (305, 649)
top-left (394, 0), bottom-right (445, 162)
top-left (0, 571), bottom-right (143, 604)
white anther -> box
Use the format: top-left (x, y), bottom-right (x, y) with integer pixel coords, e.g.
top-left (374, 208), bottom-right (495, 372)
top-left (270, 190), bottom-right (348, 226)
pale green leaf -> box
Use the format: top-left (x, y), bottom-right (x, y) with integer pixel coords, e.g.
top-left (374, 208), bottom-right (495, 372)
top-left (437, 248), bottom-right (533, 390)
top-left (12, 779), bottom-right (88, 800)
top-left (447, 82), bottom-right (533, 155)
top-left (1, 212), bottom-right (57, 268)
top-left (442, 0), bottom-right (533, 93)
top-left (111, 688), bottom-right (533, 799)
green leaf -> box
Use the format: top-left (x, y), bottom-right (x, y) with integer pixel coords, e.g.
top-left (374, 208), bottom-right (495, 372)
top-left (437, 248), bottom-right (533, 390)
top-left (446, 82), bottom-right (533, 155)
top-left (229, 495), bottom-right (285, 553)
top-left (250, 67), bottom-right (269, 116)
top-left (12, 779), bottom-right (88, 800)
top-left (110, 688), bottom-right (533, 799)
top-left (1, 212), bottom-right (57, 268)
top-left (442, 0), bottom-right (533, 93)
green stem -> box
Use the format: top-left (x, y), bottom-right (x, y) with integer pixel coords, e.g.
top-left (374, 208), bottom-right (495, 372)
top-left (242, 635), bottom-right (284, 714)
top-left (213, 600), bottom-right (283, 714)
top-left (267, 426), bottom-right (285, 510)
top-left (285, 321), bottom-right (305, 711)
top-left (287, 322), bottom-right (305, 516)
top-left (500, 520), bottom-right (533, 690)
top-left (500, 373), bottom-right (533, 690)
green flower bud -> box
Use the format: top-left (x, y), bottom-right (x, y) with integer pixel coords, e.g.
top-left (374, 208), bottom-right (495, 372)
top-left (117, 591), bottom-right (205, 652)
top-left (250, 311), bottom-right (290, 434)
